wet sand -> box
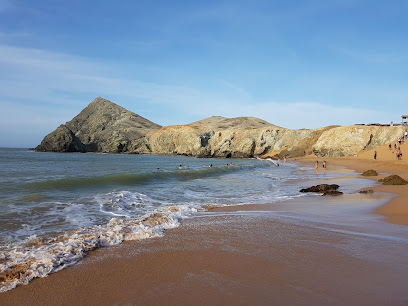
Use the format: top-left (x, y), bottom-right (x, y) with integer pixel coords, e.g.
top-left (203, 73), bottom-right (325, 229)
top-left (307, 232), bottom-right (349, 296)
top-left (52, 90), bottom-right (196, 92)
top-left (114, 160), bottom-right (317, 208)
top-left (1, 152), bottom-right (408, 305)
top-left (299, 142), bottom-right (408, 225)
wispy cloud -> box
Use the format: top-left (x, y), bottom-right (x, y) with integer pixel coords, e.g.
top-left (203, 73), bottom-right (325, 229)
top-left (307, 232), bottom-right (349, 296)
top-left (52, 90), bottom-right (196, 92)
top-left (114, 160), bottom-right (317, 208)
top-left (218, 79), bottom-right (251, 98)
top-left (0, 43), bottom-right (402, 147)
top-left (333, 45), bottom-right (407, 64)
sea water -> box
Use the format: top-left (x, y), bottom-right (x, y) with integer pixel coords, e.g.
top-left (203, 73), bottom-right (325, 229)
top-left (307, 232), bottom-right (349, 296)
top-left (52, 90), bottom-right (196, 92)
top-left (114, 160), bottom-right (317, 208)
top-left (0, 148), bottom-right (364, 292)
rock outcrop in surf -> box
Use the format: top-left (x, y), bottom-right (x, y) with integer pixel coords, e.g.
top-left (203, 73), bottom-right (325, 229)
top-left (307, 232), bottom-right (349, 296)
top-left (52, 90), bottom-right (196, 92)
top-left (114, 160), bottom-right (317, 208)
top-left (36, 97), bottom-right (407, 157)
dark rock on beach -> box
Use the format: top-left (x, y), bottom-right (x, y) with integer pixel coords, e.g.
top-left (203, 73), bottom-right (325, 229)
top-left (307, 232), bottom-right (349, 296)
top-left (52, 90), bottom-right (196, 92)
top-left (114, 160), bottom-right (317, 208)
top-left (362, 170), bottom-right (378, 176)
top-left (322, 190), bottom-right (343, 196)
top-left (359, 189), bottom-right (374, 194)
top-left (300, 184), bottom-right (340, 193)
top-left (378, 175), bottom-right (408, 185)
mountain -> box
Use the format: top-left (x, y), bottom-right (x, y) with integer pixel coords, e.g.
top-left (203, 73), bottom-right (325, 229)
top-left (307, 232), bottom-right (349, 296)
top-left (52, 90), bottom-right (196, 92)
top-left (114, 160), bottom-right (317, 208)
top-left (36, 97), bottom-right (161, 153)
top-left (36, 97), bottom-right (407, 158)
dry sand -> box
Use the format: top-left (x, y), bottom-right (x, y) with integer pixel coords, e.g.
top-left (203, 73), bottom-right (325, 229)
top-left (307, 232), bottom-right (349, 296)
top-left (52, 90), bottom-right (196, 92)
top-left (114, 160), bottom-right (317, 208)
top-left (1, 142), bottom-right (408, 305)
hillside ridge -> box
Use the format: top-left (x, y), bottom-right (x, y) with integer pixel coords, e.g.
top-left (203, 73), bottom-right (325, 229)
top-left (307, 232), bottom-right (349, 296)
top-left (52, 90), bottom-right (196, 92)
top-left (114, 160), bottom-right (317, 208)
top-left (36, 97), bottom-right (407, 157)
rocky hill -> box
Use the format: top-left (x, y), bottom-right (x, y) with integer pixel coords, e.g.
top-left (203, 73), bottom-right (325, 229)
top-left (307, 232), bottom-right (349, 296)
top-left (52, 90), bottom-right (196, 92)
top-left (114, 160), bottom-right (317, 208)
top-left (36, 97), bottom-right (162, 153)
top-left (36, 97), bottom-right (407, 158)
top-left (187, 116), bottom-right (275, 130)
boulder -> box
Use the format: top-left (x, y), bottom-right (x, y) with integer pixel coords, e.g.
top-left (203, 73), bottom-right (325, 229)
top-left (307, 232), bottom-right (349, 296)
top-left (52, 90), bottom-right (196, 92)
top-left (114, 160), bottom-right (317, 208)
top-left (359, 190), bottom-right (374, 194)
top-left (300, 184), bottom-right (340, 193)
top-left (362, 170), bottom-right (378, 176)
top-left (378, 175), bottom-right (408, 185)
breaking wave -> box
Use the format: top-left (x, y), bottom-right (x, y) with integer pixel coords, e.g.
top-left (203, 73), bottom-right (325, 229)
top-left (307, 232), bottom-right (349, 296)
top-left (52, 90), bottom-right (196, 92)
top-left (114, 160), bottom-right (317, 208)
top-left (0, 204), bottom-right (198, 293)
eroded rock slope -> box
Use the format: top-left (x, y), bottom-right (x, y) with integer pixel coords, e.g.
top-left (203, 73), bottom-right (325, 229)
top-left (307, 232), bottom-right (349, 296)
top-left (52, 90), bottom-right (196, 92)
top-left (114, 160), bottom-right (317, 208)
top-left (36, 97), bottom-right (407, 158)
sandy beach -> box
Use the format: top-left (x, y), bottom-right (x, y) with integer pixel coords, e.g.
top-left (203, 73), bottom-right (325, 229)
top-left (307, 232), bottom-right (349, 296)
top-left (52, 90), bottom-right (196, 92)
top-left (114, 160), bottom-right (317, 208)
top-left (1, 145), bottom-right (408, 305)
top-left (299, 142), bottom-right (408, 226)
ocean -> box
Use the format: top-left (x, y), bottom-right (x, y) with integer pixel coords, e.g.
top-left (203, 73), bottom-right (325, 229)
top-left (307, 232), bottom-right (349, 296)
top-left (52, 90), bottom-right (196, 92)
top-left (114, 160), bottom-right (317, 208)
top-left (0, 148), bottom-right (370, 292)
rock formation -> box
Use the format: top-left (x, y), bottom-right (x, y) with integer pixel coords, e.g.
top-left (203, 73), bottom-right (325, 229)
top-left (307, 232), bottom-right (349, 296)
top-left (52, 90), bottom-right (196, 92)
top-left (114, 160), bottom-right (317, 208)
top-left (36, 97), bottom-right (161, 153)
top-left (378, 175), bottom-right (408, 185)
top-left (36, 97), bottom-right (408, 158)
top-left (312, 125), bottom-right (406, 157)
top-left (362, 170), bottom-right (378, 176)
top-left (149, 117), bottom-right (330, 158)
top-left (300, 184), bottom-right (340, 193)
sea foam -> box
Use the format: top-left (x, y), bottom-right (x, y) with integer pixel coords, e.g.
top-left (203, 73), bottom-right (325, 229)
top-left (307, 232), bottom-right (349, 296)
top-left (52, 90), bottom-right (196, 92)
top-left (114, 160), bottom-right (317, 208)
top-left (0, 204), bottom-right (198, 293)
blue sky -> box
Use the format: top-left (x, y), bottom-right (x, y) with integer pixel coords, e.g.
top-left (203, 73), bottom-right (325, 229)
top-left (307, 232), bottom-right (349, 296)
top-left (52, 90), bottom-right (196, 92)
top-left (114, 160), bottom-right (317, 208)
top-left (0, 0), bottom-right (407, 147)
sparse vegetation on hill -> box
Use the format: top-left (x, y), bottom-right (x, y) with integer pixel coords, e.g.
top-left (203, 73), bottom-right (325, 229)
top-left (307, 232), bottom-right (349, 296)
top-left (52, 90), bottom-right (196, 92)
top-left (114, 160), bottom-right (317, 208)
top-left (36, 97), bottom-right (408, 158)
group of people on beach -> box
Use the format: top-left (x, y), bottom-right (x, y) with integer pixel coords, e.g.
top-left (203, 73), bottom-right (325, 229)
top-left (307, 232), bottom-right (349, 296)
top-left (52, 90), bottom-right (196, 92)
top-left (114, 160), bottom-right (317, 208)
top-left (315, 160), bottom-right (327, 175)
top-left (386, 131), bottom-right (407, 160)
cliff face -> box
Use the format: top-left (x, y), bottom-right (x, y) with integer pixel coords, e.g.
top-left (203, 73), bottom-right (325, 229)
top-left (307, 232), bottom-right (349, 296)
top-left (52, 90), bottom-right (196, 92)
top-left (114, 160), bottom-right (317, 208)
top-left (36, 98), bottom-right (407, 157)
top-left (36, 97), bottom-right (162, 153)
top-left (149, 123), bottom-right (336, 158)
top-left (312, 125), bottom-right (406, 157)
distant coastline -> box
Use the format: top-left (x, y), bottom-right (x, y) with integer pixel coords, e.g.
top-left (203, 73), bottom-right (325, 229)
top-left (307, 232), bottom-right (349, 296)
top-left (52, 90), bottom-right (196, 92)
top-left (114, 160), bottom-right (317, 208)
top-left (36, 97), bottom-right (408, 160)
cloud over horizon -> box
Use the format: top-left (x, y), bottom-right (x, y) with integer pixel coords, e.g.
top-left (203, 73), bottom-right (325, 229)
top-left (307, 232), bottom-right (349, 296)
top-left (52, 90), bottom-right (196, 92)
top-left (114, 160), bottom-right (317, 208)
top-left (1, 1), bottom-right (407, 147)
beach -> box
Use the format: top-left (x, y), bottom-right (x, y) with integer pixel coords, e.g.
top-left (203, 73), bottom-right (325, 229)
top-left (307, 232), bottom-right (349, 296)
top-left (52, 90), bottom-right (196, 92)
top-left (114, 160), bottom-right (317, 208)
top-left (1, 148), bottom-right (408, 305)
top-left (302, 142), bottom-right (408, 226)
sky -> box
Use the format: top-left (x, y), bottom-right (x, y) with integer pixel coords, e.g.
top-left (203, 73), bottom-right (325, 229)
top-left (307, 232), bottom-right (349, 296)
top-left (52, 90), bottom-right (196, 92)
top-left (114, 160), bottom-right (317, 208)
top-left (0, 0), bottom-right (407, 147)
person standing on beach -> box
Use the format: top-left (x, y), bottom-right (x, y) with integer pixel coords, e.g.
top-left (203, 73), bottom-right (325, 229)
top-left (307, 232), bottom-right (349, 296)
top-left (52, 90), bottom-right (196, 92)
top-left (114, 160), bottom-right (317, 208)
top-left (315, 161), bottom-right (319, 174)
top-left (323, 161), bottom-right (327, 175)
top-left (374, 151), bottom-right (377, 160)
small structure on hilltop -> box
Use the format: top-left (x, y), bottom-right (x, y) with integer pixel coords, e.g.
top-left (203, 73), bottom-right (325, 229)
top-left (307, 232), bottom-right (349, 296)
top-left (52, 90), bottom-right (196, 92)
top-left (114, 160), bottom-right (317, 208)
top-left (402, 115), bottom-right (408, 125)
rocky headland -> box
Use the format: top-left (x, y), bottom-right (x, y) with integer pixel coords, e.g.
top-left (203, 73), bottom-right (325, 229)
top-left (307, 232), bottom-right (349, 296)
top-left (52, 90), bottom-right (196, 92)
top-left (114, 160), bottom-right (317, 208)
top-left (36, 97), bottom-right (407, 158)
top-left (36, 97), bottom-right (161, 153)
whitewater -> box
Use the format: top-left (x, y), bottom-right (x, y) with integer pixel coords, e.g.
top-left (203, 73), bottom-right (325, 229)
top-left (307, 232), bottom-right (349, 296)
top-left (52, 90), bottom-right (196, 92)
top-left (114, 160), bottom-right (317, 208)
top-left (0, 148), bottom-right (361, 292)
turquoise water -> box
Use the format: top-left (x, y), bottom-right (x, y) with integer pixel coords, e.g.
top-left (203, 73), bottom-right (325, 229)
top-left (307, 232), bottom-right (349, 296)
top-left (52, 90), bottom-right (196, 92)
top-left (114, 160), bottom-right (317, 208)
top-left (0, 148), bottom-right (363, 292)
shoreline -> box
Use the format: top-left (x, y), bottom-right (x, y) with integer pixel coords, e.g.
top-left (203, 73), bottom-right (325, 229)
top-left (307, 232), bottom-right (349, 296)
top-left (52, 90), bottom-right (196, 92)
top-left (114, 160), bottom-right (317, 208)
top-left (296, 144), bottom-right (408, 226)
top-left (1, 154), bottom-right (408, 304)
